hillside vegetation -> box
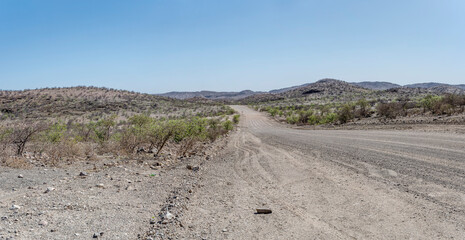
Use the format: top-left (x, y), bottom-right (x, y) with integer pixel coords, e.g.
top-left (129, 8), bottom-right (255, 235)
top-left (0, 86), bottom-right (233, 121)
top-left (0, 87), bottom-right (238, 167)
top-left (250, 79), bottom-right (465, 127)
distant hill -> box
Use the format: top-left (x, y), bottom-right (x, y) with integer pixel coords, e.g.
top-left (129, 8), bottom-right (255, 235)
top-left (160, 79), bottom-right (465, 101)
top-left (0, 86), bottom-right (220, 120)
top-left (238, 79), bottom-right (372, 104)
top-left (352, 81), bottom-right (401, 90)
top-left (428, 85), bottom-right (465, 95)
top-left (269, 83), bottom-right (313, 94)
top-left (278, 78), bottom-right (371, 98)
top-left (404, 82), bottom-right (445, 89)
top-left (159, 90), bottom-right (262, 100)
top-left (404, 82), bottom-right (465, 90)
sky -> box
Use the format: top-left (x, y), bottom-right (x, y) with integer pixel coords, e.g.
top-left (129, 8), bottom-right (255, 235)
top-left (1, 0), bottom-right (464, 93)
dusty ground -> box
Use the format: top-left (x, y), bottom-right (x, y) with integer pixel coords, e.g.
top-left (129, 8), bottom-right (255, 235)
top-left (0, 141), bottom-right (227, 240)
top-left (2, 106), bottom-right (465, 239)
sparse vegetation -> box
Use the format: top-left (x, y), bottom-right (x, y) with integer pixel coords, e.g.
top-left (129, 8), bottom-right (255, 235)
top-left (254, 93), bottom-right (465, 126)
top-left (0, 87), bottom-right (238, 167)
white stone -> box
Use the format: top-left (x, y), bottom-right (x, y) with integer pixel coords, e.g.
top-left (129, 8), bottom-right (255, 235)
top-left (10, 205), bottom-right (20, 210)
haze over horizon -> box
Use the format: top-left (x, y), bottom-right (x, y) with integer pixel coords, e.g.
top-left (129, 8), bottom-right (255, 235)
top-left (1, 0), bottom-right (464, 93)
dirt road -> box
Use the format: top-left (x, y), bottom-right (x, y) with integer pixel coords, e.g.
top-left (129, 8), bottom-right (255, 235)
top-left (175, 106), bottom-right (465, 239)
top-left (2, 106), bottom-right (465, 239)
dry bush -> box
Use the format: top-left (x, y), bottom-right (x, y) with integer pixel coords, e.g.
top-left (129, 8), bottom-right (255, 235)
top-left (0, 156), bottom-right (32, 169)
top-left (31, 140), bottom-right (85, 165)
top-left (6, 121), bottom-right (47, 156)
top-left (376, 102), bottom-right (407, 119)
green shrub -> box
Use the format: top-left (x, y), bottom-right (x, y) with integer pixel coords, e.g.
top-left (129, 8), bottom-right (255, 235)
top-left (286, 115), bottom-right (299, 124)
top-left (307, 114), bottom-right (321, 125)
top-left (223, 120), bottom-right (233, 131)
top-left (356, 98), bottom-right (370, 118)
top-left (320, 113), bottom-right (338, 124)
top-left (420, 95), bottom-right (442, 113)
top-left (146, 120), bottom-right (178, 155)
top-left (337, 104), bottom-right (354, 124)
top-left (42, 122), bottom-right (67, 143)
top-left (233, 114), bottom-right (240, 124)
top-left (268, 108), bottom-right (279, 117)
top-left (87, 115), bottom-right (117, 144)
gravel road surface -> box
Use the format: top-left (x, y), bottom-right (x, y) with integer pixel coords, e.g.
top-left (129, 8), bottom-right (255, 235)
top-left (174, 105), bottom-right (465, 239)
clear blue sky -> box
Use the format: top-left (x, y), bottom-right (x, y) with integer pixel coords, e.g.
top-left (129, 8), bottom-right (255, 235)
top-left (1, 0), bottom-right (464, 93)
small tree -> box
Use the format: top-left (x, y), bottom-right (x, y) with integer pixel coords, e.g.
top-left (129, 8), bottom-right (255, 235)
top-left (338, 104), bottom-right (354, 124)
top-left (92, 115), bottom-right (116, 143)
top-left (356, 99), bottom-right (370, 118)
top-left (174, 118), bottom-right (208, 156)
top-left (10, 122), bottom-right (47, 156)
top-left (147, 120), bottom-right (177, 155)
top-left (420, 95), bottom-right (441, 113)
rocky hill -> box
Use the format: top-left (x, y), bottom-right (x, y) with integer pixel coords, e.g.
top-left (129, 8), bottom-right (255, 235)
top-left (404, 82), bottom-right (465, 90)
top-left (0, 87), bottom-right (223, 120)
top-left (277, 79), bottom-right (371, 98)
top-left (159, 79), bottom-right (465, 102)
top-left (352, 81), bottom-right (401, 90)
top-left (428, 85), bottom-right (465, 95)
top-left (159, 90), bottom-right (262, 100)
top-left (268, 83), bottom-right (313, 94)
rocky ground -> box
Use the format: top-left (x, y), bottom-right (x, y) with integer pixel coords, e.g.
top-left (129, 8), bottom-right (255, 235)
top-left (0, 139), bottom-right (229, 240)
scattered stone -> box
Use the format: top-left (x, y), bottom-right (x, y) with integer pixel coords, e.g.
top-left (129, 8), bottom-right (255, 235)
top-left (222, 228), bottom-right (228, 232)
top-left (1, 216), bottom-right (7, 221)
top-left (186, 165), bottom-right (200, 171)
top-left (387, 169), bottom-right (398, 177)
top-left (38, 220), bottom-right (48, 226)
top-left (92, 232), bottom-right (103, 238)
top-left (256, 208), bottom-right (272, 214)
top-left (79, 172), bottom-right (88, 177)
top-left (10, 205), bottom-right (21, 210)
top-left (17, 174), bottom-right (23, 178)
top-left (96, 184), bottom-right (105, 188)
top-left (44, 187), bottom-right (55, 193)
top-left (164, 211), bottom-right (174, 220)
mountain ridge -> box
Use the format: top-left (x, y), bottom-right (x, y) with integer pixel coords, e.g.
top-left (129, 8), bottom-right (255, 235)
top-left (159, 80), bottom-right (465, 100)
